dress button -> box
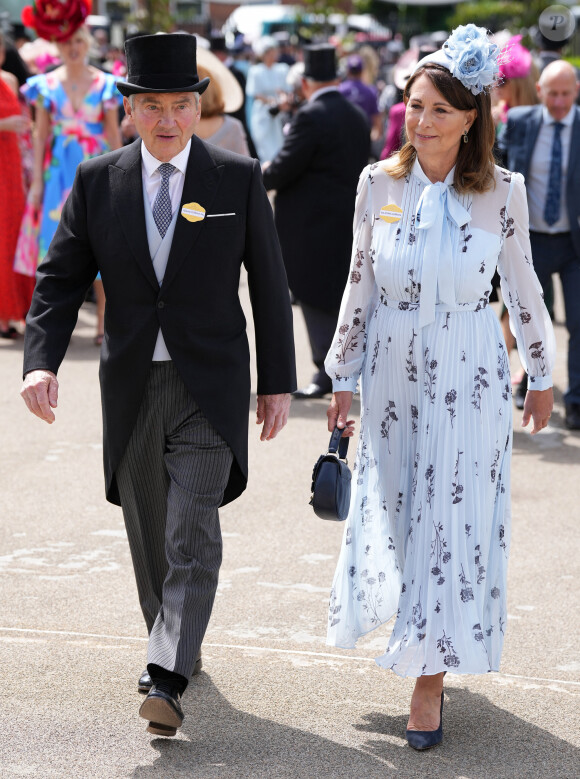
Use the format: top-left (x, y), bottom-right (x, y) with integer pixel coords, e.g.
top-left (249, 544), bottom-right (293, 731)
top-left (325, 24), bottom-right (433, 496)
top-left (158, 301), bottom-right (165, 309)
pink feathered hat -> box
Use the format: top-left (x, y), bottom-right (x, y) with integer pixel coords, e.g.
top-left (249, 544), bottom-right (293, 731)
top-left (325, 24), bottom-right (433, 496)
top-left (499, 35), bottom-right (532, 80)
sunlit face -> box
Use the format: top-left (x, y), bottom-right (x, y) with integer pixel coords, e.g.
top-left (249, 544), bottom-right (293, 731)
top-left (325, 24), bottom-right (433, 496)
top-left (57, 29), bottom-right (90, 65)
top-left (262, 47), bottom-right (279, 67)
top-left (405, 73), bottom-right (476, 172)
top-left (124, 92), bottom-right (201, 162)
top-left (537, 65), bottom-right (579, 121)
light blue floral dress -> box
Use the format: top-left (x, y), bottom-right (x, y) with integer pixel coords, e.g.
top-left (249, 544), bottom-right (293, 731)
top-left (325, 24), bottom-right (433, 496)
top-left (245, 62), bottom-right (289, 163)
top-left (325, 160), bottom-right (555, 677)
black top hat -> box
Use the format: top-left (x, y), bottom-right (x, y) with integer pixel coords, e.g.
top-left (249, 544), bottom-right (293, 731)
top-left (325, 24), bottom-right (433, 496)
top-left (116, 33), bottom-right (210, 97)
top-left (303, 44), bottom-right (337, 82)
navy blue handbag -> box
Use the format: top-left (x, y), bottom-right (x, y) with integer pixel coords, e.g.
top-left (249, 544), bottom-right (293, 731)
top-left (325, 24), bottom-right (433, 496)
top-left (310, 426), bottom-right (351, 521)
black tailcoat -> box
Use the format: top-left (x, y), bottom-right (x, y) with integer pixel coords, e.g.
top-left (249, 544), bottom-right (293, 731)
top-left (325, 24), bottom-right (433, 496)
top-left (262, 90), bottom-right (370, 313)
top-left (23, 137), bottom-right (296, 506)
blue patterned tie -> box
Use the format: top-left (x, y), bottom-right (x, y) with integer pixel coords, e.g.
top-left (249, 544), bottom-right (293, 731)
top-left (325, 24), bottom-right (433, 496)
top-left (543, 122), bottom-right (563, 227)
top-left (152, 163), bottom-right (175, 238)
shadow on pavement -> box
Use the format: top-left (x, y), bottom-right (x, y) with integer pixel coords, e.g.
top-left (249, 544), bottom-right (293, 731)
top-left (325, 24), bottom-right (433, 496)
top-left (132, 673), bottom-right (391, 779)
top-left (131, 674), bottom-right (580, 779)
top-left (356, 686), bottom-right (580, 778)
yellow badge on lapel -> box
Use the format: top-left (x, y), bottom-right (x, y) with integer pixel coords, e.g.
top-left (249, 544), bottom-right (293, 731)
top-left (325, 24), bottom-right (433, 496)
top-left (181, 202), bottom-right (206, 222)
top-left (379, 204), bottom-right (403, 223)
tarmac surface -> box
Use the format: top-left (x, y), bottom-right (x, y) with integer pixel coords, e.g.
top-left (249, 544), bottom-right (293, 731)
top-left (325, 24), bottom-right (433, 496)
top-left (1, 274), bottom-right (579, 778)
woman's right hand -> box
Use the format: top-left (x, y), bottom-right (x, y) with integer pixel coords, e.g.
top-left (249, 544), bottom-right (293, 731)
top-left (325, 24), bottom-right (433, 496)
top-left (0, 114), bottom-right (30, 134)
top-left (327, 391), bottom-right (356, 437)
top-left (29, 180), bottom-right (44, 211)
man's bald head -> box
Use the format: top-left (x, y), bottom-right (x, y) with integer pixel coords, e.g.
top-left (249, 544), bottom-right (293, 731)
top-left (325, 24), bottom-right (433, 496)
top-left (537, 60), bottom-right (579, 121)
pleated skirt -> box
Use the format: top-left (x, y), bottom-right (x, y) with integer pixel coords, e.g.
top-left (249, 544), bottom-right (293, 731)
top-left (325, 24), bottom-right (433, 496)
top-left (326, 302), bottom-right (513, 676)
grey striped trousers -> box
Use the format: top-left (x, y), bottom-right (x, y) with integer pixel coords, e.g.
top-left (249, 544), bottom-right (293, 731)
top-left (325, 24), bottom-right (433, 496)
top-left (116, 361), bottom-right (233, 679)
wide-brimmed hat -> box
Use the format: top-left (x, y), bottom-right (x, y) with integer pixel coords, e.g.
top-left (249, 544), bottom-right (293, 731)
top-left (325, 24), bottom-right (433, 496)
top-left (197, 46), bottom-right (243, 113)
top-left (393, 49), bottom-right (419, 90)
top-left (116, 33), bottom-right (210, 98)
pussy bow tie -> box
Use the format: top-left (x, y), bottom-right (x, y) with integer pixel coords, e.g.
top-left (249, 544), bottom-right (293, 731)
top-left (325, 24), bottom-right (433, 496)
top-left (415, 181), bottom-right (471, 328)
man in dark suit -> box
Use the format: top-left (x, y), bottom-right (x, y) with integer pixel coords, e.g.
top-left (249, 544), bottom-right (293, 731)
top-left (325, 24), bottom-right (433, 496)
top-left (502, 60), bottom-right (580, 429)
top-left (262, 44), bottom-right (370, 399)
top-left (20, 34), bottom-right (296, 735)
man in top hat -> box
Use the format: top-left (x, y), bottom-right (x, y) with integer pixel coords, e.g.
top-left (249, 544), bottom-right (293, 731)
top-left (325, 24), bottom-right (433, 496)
top-left (21, 33), bottom-right (296, 735)
top-left (262, 44), bottom-right (369, 398)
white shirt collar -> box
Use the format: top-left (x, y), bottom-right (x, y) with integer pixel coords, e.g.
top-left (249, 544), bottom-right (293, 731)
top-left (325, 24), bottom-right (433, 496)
top-left (308, 85), bottom-right (339, 103)
top-left (412, 158), bottom-right (456, 187)
top-left (141, 139), bottom-right (191, 179)
top-left (542, 105), bottom-right (575, 127)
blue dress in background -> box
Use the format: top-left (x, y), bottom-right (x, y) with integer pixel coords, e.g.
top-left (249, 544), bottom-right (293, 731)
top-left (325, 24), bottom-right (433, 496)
top-left (23, 70), bottom-right (122, 261)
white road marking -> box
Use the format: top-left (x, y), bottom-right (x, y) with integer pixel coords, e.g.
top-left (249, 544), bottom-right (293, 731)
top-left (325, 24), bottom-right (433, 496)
top-left (0, 626), bottom-right (578, 688)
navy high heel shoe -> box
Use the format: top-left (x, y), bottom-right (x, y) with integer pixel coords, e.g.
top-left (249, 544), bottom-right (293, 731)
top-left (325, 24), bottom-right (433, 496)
top-left (405, 691), bottom-right (444, 750)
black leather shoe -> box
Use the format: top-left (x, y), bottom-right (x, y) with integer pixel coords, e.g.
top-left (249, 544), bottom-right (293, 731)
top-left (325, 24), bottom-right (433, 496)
top-left (514, 374), bottom-right (527, 410)
top-left (565, 403), bottom-right (580, 430)
top-left (293, 383), bottom-right (329, 399)
top-left (406, 691), bottom-right (444, 750)
top-left (139, 684), bottom-right (184, 736)
top-left (138, 654), bottom-right (202, 694)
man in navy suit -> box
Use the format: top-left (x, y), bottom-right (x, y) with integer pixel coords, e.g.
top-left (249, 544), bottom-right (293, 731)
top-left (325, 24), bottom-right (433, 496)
top-left (262, 44), bottom-right (370, 399)
top-left (503, 60), bottom-right (580, 429)
top-left (21, 34), bottom-right (296, 735)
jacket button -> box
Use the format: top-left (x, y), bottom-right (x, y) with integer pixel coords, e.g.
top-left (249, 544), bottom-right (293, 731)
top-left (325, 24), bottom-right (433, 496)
top-left (158, 301), bottom-right (165, 309)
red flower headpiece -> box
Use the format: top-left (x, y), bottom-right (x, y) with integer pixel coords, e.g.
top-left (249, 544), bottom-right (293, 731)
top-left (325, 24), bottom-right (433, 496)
top-left (22, 0), bottom-right (92, 44)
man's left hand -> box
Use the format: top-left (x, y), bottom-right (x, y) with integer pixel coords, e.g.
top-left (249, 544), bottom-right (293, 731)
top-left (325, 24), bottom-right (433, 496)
top-left (256, 393), bottom-right (291, 441)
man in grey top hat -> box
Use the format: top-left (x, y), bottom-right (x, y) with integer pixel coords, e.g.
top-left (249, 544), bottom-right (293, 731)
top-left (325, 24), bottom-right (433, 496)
top-left (263, 44), bottom-right (370, 398)
top-left (21, 33), bottom-right (296, 736)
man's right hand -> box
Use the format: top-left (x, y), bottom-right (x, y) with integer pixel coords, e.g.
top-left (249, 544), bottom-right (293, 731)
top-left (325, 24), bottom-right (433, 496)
top-left (327, 390), bottom-right (356, 437)
top-left (21, 370), bottom-right (59, 424)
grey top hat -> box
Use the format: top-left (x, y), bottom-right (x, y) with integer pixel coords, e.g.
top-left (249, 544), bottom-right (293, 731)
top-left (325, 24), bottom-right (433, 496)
top-left (303, 44), bottom-right (337, 82)
top-left (116, 33), bottom-right (210, 98)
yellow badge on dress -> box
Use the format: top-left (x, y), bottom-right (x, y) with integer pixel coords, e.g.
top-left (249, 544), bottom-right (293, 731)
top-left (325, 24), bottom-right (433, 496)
top-left (181, 202), bottom-right (206, 222)
top-left (379, 204), bottom-right (403, 224)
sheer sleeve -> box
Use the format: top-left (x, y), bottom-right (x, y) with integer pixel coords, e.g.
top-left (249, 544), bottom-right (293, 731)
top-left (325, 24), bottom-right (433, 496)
top-left (497, 172), bottom-right (555, 390)
top-left (324, 166), bottom-right (378, 392)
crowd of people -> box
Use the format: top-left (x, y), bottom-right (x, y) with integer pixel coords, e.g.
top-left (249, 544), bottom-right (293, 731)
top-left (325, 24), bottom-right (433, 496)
top-left (5, 0), bottom-right (578, 749)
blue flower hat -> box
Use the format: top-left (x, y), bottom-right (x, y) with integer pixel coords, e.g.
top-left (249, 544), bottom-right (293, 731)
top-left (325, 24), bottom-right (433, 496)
top-left (412, 24), bottom-right (500, 95)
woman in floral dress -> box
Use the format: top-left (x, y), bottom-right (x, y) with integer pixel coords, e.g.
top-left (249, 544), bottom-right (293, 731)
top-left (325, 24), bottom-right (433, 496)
top-left (324, 26), bottom-right (554, 750)
top-left (23, 19), bottom-right (121, 343)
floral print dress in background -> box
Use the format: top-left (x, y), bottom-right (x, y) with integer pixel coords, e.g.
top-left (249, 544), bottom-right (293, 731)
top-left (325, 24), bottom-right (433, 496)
top-left (22, 70), bottom-right (121, 261)
top-left (325, 160), bottom-right (555, 677)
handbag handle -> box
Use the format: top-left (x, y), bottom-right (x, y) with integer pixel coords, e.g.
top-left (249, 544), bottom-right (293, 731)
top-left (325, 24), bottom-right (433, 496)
top-left (328, 425), bottom-right (349, 460)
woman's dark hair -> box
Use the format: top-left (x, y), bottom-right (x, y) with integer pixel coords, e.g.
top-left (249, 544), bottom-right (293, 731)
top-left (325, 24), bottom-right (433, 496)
top-left (386, 64), bottom-right (496, 194)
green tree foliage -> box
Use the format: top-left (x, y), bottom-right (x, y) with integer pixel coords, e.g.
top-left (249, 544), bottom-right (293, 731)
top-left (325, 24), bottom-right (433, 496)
top-left (446, 1), bottom-right (548, 34)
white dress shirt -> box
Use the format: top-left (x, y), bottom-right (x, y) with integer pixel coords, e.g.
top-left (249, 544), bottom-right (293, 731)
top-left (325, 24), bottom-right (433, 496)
top-left (527, 106), bottom-right (574, 233)
top-left (141, 139), bottom-right (190, 212)
top-left (140, 140), bottom-right (191, 361)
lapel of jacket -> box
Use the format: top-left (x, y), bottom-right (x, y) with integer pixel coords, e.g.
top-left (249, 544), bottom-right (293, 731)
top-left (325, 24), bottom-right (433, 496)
top-left (567, 106), bottom-right (580, 188)
top-left (162, 137), bottom-right (224, 292)
top-left (525, 106), bottom-right (543, 176)
top-left (109, 139), bottom-right (159, 291)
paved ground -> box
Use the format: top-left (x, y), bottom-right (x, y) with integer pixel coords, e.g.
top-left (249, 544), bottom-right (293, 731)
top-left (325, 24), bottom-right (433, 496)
top-left (0, 275), bottom-right (578, 778)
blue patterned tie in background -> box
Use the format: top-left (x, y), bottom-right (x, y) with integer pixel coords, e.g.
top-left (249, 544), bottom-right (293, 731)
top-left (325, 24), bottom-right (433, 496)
top-left (153, 163), bottom-right (175, 238)
top-left (543, 122), bottom-right (563, 227)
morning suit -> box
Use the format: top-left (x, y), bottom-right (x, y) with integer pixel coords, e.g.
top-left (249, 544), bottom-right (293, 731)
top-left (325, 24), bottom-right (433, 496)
top-left (503, 104), bottom-right (580, 405)
top-left (23, 135), bottom-right (296, 677)
top-left (262, 89), bottom-right (370, 390)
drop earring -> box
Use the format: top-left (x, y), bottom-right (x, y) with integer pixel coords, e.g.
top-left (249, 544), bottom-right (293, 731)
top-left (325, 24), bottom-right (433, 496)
top-left (463, 130), bottom-right (469, 143)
